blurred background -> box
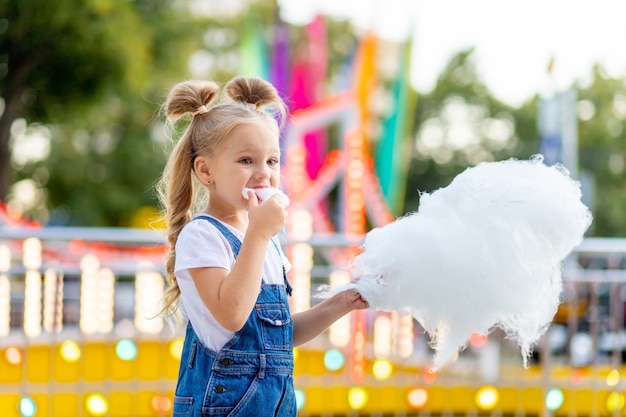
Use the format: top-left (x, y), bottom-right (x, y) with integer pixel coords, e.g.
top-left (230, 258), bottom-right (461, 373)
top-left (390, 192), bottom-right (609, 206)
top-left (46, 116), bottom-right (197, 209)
top-left (1, 0), bottom-right (626, 416)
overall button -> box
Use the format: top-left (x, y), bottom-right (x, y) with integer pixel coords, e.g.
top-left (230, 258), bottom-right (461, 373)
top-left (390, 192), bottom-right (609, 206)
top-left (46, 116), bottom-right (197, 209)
top-left (215, 385), bottom-right (227, 393)
top-left (220, 358), bottom-right (233, 367)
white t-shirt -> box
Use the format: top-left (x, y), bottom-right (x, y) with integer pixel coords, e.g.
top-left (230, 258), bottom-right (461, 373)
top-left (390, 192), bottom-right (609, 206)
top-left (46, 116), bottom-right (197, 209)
top-left (174, 214), bottom-right (291, 352)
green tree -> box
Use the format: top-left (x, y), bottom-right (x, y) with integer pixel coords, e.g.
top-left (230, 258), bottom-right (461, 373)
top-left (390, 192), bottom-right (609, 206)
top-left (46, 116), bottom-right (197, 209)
top-left (402, 48), bottom-right (626, 237)
top-left (1, 0), bottom-right (201, 225)
top-left (1, 0), bottom-right (139, 198)
top-left (576, 65), bottom-right (626, 236)
top-left (403, 49), bottom-right (536, 212)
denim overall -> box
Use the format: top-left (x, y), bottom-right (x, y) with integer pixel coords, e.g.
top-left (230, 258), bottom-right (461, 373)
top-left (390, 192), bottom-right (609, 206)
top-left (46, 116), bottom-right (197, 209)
top-left (172, 216), bottom-right (296, 417)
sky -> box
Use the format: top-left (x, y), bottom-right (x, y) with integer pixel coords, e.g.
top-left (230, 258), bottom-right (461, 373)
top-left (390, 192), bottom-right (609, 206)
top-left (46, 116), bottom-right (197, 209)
top-left (278, 0), bottom-right (626, 107)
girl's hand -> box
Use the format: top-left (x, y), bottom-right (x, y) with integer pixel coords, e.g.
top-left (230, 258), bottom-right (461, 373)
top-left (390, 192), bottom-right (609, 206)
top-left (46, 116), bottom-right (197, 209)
top-left (246, 189), bottom-right (287, 240)
top-left (242, 187), bottom-right (290, 207)
top-left (340, 289), bottom-right (369, 312)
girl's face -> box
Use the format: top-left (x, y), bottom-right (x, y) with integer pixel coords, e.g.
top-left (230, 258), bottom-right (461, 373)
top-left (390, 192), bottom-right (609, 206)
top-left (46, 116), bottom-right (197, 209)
top-left (206, 121), bottom-right (281, 213)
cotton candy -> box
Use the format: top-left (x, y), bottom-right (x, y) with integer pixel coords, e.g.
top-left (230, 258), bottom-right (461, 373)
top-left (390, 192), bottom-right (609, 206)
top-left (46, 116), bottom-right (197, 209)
top-left (242, 187), bottom-right (290, 207)
top-left (347, 155), bottom-right (592, 370)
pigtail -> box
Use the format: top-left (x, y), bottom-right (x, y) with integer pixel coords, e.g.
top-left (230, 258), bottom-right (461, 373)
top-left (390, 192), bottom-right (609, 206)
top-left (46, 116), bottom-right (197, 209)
top-left (156, 137), bottom-right (193, 323)
top-left (165, 80), bottom-right (219, 121)
top-left (156, 80), bottom-right (220, 323)
top-left (224, 76), bottom-right (287, 128)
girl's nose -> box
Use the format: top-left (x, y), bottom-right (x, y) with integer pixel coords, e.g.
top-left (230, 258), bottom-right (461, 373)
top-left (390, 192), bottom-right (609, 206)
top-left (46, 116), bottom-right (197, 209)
top-left (255, 164), bottom-right (271, 178)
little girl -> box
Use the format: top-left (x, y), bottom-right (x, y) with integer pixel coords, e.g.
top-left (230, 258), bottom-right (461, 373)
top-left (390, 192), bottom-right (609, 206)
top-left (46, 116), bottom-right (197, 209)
top-left (157, 76), bottom-right (368, 416)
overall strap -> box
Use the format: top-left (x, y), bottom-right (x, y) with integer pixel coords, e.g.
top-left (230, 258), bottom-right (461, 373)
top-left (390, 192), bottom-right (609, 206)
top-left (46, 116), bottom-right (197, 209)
top-left (195, 215), bottom-right (241, 257)
top-left (194, 215), bottom-right (292, 295)
top-left (269, 238), bottom-right (293, 296)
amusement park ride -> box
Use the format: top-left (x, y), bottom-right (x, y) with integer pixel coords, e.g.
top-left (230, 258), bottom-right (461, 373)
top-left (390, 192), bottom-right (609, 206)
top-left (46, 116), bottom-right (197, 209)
top-left (2, 17), bottom-right (626, 417)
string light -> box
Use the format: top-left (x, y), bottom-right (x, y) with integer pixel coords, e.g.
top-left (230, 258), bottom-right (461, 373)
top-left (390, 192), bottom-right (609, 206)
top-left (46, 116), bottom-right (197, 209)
top-left (349, 310), bottom-right (366, 383)
top-left (324, 349), bottom-right (345, 371)
top-left (85, 394), bottom-right (108, 417)
top-left (22, 238), bottom-right (42, 270)
top-left (373, 314), bottom-right (392, 358)
top-left (0, 244), bottom-right (9, 336)
top-left (475, 386), bottom-right (499, 410)
top-left (287, 209), bottom-right (313, 314)
top-left (343, 129), bottom-right (366, 237)
top-left (151, 394), bottom-right (173, 414)
top-left (372, 358), bottom-right (393, 380)
top-left (23, 238), bottom-right (42, 337)
top-left (407, 387), bottom-right (428, 409)
top-left (570, 368), bottom-right (585, 385)
top-left (288, 243), bottom-right (312, 313)
top-left (393, 312), bottom-right (414, 358)
top-left (545, 388), bottom-right (564, 411)
top-left (606, 369), bottom-right (620, 387)
top-left (19, 396), bottom-right (36, 417)
top-left (470, 333), bottom-right (489, 348)
top-left (59, 340), bottom-right (81, 363)
top-left (23, 270), bottom-right (42, 337)
top-left (285, 144), bottom-right (308, 201)
top-left (80, 254), bottom-right (100, 334)
top-left (79, 260), bottom-right (117, 335)
top-left (43, 269), bottom-right (63, 333)
top-left (97, 268), bottom-right (115, 333)
top-left (329, 269), bottom-right (351, 347)
top-left (288, 210), bottom-right (314, 241)
top-left (606, 392), bottom-right (625, 413)
top-left (169, 338), bottom-right (184, 360)
top-left (362, 157), bottom-right (395, 227)
top-left (0, 244), bottom-right (10, 271)
top-left (134, 262), bottom-right (164, 334)
top-left (421, 366), bottom-right (438, 384)
top-left (295, 390), bottom-right (306, 411)
top-left (0, 274), bottom-right (9, 337)
top-left (115, 339), bottom-right (137, 361)
top-left (4, 345), bottom-right (23, 366)
top-left (348, 387), bottom-right (368, 410)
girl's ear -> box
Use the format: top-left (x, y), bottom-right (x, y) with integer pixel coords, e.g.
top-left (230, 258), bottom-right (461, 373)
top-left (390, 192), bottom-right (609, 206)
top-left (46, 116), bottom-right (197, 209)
top-left (194, 156), bottom-right (212, 184)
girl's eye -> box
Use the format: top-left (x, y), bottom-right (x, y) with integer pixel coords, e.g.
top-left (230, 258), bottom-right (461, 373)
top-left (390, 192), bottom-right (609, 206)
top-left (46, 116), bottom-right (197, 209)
top-left (268, 158), bottom-right (279, 166)
top-left (239, 158), bottom-right (252, 164)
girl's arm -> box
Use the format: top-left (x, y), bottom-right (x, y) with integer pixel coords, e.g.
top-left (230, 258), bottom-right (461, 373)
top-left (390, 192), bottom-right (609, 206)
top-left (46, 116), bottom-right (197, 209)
top-left (190, 232), bottom-right (271, 332)
top-left (292, 289), bottom-right (369, 346)
top-left (191, 193), bottom-right (287, 332)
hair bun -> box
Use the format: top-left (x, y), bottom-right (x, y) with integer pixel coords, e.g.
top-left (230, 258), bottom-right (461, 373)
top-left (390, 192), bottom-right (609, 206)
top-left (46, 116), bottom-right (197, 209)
top-left (225, 76), bottom-right (276, 108)
top-left (165, 80), bottom-right (219, 121)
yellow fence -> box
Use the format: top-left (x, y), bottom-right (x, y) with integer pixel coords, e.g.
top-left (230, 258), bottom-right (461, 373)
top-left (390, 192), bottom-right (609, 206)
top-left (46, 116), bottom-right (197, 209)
top-left (2, 339), bottom-right (626, 416)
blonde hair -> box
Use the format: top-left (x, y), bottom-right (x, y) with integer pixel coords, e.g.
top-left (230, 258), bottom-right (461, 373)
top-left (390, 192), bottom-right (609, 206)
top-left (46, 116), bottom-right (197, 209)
top-left (156, 76), bottom-right (287, 323)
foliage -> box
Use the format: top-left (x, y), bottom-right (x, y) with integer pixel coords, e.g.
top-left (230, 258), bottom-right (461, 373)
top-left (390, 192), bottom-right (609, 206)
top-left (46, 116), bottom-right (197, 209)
top-left (576, 66), bottom-right (626, 236)
top-left (402, 48), bottom-right (626, 237)
top-left (403, 49), bottom-right (536, 212)
top-left (1, 0), bottom-right (202, 225)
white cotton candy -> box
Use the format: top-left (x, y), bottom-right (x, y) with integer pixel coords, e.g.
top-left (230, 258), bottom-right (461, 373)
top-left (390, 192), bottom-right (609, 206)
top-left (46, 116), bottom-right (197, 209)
top-left (242, 187), bottom-right (290, 207)
top-left (349, 155), bottom-right (592, 370)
